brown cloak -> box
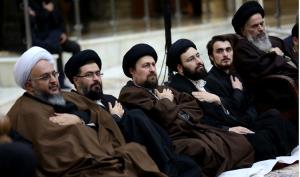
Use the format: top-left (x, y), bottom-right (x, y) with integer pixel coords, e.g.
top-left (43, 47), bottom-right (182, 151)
top-left (119, 81), bottom-right (254, 177)
top-left (7, 91), bottom-right (166, 177)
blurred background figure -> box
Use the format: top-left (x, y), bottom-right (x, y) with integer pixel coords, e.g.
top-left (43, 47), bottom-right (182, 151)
top-left (28, 0), bottom-right (81, 88)
top-left (0, 116), bottom-right (37, 177)
top-left (284, 23), bottom-right (298, 66)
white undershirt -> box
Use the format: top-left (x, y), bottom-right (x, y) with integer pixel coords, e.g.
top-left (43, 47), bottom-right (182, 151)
top-left (189, 79), bottom-right (207, 92)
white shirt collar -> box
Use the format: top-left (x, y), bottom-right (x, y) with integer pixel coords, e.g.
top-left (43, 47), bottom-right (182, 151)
top-left (189, 79), bottom-right (207, 92)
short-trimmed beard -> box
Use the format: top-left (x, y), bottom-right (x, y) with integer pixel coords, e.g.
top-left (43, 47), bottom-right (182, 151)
top-left (34, 90), bottom-right (66, 106)
top-left (81, 81), bottom-right (103, 101)
top-left (247, 32), bottom-right (272, 52)
top-left (214, 59), bottom-right (232, 71)
top-left (183, 65), bottom-right (207, 81)
top-left (140, 73), bottom-right (158, 89)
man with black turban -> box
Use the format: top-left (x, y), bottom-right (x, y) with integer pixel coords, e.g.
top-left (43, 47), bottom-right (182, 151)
top-left (231, 1), bottom-right (298, 122)
top-left (119, 43), bottom-right (255, 177)
top-left (166, 37), bottom-right (298, 162)
top-left (64, 49), bottom-right (203, 177)
top-left (7, 46), bottom-right (168, 177)
top-left (231, 1), bottom-right (297, 80)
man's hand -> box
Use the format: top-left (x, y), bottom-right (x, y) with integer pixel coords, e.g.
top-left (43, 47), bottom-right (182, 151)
top-left (49, 113), bottom-right (82, 126)
top-left (60, 33), bottom-right (67, 44)
top-left (155, 88), bottom-right (174, 102)
top-left (108, 101), bottom-right (124, 118)
top-left (28, 7), bottom-right (36, 16)
top-left (42, 1), bottom-right (54, 12)
top-left (192, 91), bottom-right (221, 105)
top-left (230, 75), bottom-right (243, 90)
top-left (228, 126), bottom-right (254, 134)
top-left (270, 47), bottom-right (284, 56)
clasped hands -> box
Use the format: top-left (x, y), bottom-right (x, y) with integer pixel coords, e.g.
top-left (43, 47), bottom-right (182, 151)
top-left (155, 88), bottom-right (174, 102)
top-left (49, 101), bottom-right (125, 126)
top-left (49, 113), bottom-right (82, 126)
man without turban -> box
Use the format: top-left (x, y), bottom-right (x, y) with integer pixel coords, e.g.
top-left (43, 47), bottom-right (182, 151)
top-left (231, 1), bottom-right (298, 123)
top-left (118, 43), bottom-right (255, 177)
top-left (7, 46), bottom-right (167, 177)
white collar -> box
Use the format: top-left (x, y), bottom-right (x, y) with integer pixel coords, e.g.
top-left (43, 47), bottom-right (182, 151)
top-left (189, 79), bottom-right (206, 92)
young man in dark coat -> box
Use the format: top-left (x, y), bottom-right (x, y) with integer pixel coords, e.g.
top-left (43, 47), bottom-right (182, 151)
top-left (166, 37), bottom-right (298, 162)
top-left (64, 49), bottom-right (202, 177)
top-left (119, 43), bottom-right (255, 177)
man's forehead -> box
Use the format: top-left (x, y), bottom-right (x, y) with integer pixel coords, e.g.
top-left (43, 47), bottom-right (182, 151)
top-left (213, 41), bottom-right (232, 49)
top-left (136, 56), bottom-right (156, 64)
top-left (246, 13), bottom-right (264, 25)
top-left (181, 47), bottom-right (198, 57)
top-left (80, 62), bottom-right (100, 71)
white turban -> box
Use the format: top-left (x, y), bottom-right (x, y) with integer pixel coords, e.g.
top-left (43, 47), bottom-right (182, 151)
top-left (13, 46), bottom-right (54, 89)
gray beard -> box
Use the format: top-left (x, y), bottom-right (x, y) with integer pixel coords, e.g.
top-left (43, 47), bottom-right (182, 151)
top-left (35, 91), bottom-right (66, 106)
top-left (247, 32), bottom-right (272, 52)
top-left (48, 94), bottom-right (66, 106)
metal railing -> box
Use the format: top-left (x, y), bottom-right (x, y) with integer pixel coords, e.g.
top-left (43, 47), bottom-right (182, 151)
top-left (23, 0), bottom-right (32, 49)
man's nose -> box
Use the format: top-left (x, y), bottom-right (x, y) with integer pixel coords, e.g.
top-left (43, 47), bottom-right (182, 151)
top-left (49, 74), bottom-right (58, 82)
top-left (258, 24), bottom-right (264, 32)
top-left (196, 57), bottom-right (204, 65)
top-left (223, 50), bottom-right (229, 56)
top-left (149, 65), bottom-right (156, 71)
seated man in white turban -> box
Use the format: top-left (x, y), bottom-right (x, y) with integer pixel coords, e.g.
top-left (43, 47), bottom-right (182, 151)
top-left (7, 46), bottom-right (166, 177)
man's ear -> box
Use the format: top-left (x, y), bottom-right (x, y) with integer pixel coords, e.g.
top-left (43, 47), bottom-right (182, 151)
top-left (73, 77), bottom-right (79, 87)
top-left (176, 64), bottom-right (183, 75)
top-left (24, 80), bottom-right (33, 92)
top-left (209, 55), bottom-right (214, 63)
top-left (129, 68), bottom-right (135, 77)
top-left (241, 27), bottom-right (246, 37)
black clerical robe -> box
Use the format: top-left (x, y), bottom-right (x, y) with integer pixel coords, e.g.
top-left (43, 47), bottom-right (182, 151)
top-left (233, 36), bottom-right (298, 86)
top-left (168, 70), bottom-right (298, 162)
top-left (72, 91), bottom-right (202, 177)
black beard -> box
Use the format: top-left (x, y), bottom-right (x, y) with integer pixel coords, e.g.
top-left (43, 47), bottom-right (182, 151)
top-left (215, 64), bottom-right (231, 71)
top-left (183, 66), bottom-right (207, 81)
top-left (82, 83), bottom-right (103, 101)
top-left (140, 74), bottom-right (158, 89)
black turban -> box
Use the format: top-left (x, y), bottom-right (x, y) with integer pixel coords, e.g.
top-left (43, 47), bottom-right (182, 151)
top-left (122, 43), bottom-right (157, 78)
top-left (231, 1), bottom-right (264, 35)
top-left (64, 49), bottom-right (102, 84)
top-left (166, 39), bottom-right (196, 72)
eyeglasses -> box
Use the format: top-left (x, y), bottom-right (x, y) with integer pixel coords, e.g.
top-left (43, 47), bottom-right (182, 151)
top-left (76, 71), bottom-right (103, 79)
top-left (29, 71), bottom-right (59, 81)
top-left (185, 53), bottom-right (202, 63)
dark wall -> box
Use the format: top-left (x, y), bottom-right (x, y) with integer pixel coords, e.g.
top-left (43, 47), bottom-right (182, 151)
top-left (0, 0), bottom-right (26, 53)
